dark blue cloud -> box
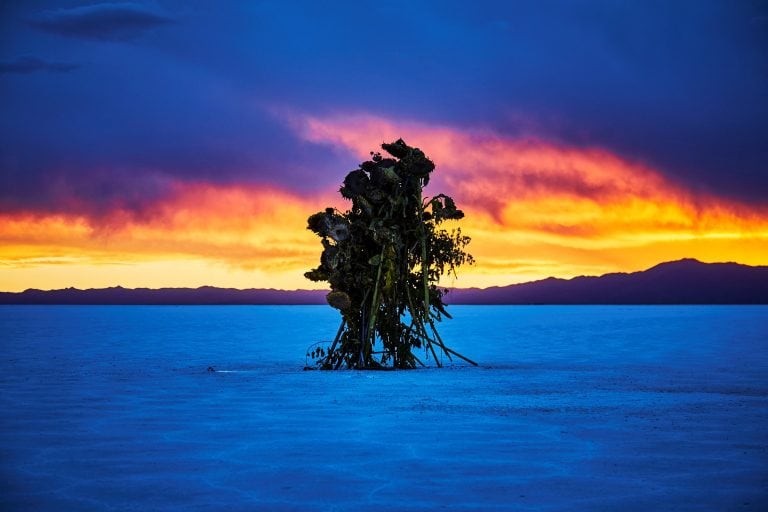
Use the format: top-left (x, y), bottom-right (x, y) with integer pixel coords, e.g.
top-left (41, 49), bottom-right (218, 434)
top-left (152, 0), bottom-right (768, 203)
top-left (28, 2), bottom-right (173, 41)
top-left (1, 0), bottom-right (766, 214)
top-left (0, 56), bottom-right (79, 74)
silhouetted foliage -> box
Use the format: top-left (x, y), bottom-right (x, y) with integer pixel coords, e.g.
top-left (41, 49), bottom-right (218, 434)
top-left (305, 139), bottom-right (475, 369)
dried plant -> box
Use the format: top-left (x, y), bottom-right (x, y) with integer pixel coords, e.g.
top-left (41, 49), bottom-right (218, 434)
top-left (305, 139), bottom-right (475, 369)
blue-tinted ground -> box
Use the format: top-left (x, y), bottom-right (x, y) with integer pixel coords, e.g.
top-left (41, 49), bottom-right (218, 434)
top-left (1, 305), bottom-right (766, 511)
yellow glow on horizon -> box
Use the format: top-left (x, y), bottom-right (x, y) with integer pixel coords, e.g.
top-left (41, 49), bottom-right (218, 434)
top-left (1, 114), bottom-right (767, 292)
top-left (0, 257), bottom-right (328, 292)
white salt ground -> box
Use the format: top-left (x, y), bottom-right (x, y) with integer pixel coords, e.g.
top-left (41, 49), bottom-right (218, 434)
top-left (0, 305), bottom-right (766, 511)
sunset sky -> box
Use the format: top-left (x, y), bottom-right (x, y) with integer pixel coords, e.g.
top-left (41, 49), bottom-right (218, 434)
top-left (1, 1), bottom-right (767, 292)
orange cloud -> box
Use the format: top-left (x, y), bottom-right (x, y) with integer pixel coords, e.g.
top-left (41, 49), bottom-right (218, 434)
top-left (0, 183), bottom-right (338, 291)
top-left (290, 112), bottom-right (768, 285)
top-left (2, 113), bottom-right (767, 292)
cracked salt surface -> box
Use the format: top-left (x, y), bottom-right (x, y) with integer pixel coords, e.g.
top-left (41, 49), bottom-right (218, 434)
top-left (1, 305), bottom-right (767, 511)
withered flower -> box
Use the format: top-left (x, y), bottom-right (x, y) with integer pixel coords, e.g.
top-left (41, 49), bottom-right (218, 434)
top-left (326, 291), bottom-right (352, 311)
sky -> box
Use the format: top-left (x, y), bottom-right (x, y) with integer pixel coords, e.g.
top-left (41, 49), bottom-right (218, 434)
top-left (1, 0), bottom-right (767, 292)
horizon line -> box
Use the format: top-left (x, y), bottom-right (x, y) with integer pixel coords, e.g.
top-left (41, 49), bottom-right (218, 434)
top-left (2, 258), bottom-right (764, 294)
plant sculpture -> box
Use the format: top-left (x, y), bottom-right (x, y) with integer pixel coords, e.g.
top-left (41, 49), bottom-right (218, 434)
top-left (305, 139), bottom-right (475, 369)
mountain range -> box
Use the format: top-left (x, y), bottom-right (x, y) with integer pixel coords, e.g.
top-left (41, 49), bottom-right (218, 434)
top-left (0, 259), bottom-right (766, 305)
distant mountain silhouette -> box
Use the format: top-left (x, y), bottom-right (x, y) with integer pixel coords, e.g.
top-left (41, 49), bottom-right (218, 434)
top-left (446, 259), bottom-right (768, 304)
top-left (0, 259), bottom-right (765, 305)
top-left (0, 285), bottom-right (327, 305)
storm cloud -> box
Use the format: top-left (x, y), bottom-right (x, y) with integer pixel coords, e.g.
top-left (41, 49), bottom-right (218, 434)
top-left (1, 0), bottom-right (767, 216)
top-left (0, 56), bottom-right (79, 74)
top-left (28, 2), bottom-right (173, 41)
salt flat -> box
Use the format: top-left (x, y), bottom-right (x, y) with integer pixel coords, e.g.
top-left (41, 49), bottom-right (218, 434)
top-left (1, 305), bottom-right (766, 511)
